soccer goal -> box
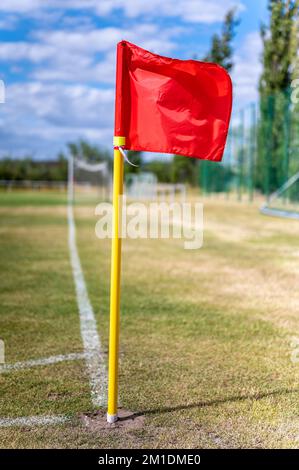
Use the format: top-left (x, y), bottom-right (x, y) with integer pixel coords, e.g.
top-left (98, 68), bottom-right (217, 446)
top-left (68, 156), bottom-right (111, 205)
top-left (156, 183), bottom-right (186, 202)
top-left (125, 172), bottom-right (186, 202)
top-left (126, 172), bottom-right (158, 200)
top-left (260, 171), bottom-right (299, 219)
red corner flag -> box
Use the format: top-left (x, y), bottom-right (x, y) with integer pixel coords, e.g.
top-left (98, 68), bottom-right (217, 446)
top-left (115, 40), bottom-right (233, 161)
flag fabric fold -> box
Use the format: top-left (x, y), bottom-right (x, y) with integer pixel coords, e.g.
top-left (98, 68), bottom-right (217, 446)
top-left (114, 40), bottom-right (233, 161)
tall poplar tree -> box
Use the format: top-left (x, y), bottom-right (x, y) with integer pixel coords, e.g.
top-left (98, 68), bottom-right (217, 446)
top-left (177, 9), bottom-right (239, 188)
top-left (204, 8), bottom-right (239, 72)
top-left (258, 0), bottom-right (298, 193)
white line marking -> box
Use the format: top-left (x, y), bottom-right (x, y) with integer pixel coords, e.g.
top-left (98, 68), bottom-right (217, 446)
top-left (0, 415), bottom-right (69, 428)
top-left (68, 203), bottom-right (107, 407)
top-left (0, 352), bottom-right (87, 373)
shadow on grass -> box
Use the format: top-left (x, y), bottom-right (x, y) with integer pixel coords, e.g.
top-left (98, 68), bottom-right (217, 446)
top-left (127, 388), bottom-right (299, 419)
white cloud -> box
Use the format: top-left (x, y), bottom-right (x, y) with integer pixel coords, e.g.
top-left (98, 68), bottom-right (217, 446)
top-left (94, 0), bottom-right (244, 23)
top-left (0, 82), bottom-right (114, 157)
top-left (0, 18), bottom-right (183, 157)
top-left (0, 14), bottom-right (19, 30)
top-left (7, 82), bottom-right (114, 126)
top-left (34, 27), bottom-right (123, 54)
top-left (0, 0), bottom-right (40, 13)
top-left (0, 2), bottom-right (257, 158)
top-left (0, 42), bottom-right (55, 62)
top-left (0, 23), bottom-right (179, 84)
top-left (0, 0), bottom-right (244, 24)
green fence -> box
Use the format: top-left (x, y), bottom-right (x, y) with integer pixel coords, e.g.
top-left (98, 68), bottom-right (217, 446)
top-left (199, 88), bottom-right (299, 201)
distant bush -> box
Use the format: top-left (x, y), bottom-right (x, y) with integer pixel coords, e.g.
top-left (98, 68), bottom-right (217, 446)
top-left (0, 154), bottom-right (68, 181)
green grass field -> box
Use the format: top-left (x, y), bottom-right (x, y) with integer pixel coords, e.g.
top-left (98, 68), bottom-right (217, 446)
top-left (1, 190), bottom-right (299, 448)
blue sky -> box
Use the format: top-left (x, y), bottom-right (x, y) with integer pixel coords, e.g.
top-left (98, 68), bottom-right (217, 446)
top-left (0, 0), bottom-right (268, 159)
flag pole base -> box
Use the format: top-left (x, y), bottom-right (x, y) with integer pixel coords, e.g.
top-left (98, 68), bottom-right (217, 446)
top-left (107, 413), bottom-right (118, 424)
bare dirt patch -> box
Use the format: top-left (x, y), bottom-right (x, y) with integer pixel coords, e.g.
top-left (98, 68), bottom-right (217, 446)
top-left (80, 409), bottom-right (145, 432)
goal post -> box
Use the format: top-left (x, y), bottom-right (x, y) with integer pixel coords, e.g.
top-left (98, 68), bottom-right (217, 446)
top-left (68, 155), bottom-right (74, 204)
top-left (69, 156), bottom-right (111, 205)
top-left (260, 171), bottom-right (299, 220)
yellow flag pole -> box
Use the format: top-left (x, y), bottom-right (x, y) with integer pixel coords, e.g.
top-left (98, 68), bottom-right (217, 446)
top-left (107, 135), bottom-right (125, 424)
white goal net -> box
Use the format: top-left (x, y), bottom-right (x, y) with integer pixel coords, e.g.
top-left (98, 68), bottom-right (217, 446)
top-left (125, 171), bottom-right (186, 202)
top-left (68, 156), bottom-right (111, 204)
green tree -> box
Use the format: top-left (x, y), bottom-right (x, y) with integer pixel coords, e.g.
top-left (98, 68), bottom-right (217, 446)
top-left (189, 9), bottom-right (239, 192)
top-left (204, 8), bottom-right (239, 72)
top-left (258, 0), bottom-right (299, 194)
top-left (171, 155), bottom-right (198, 185)
top-left (290, 3), bottom-right (299, 78)
top-left (0, 155), bottom-right (68, 182)
top-left (260, 0), bottom-right (297, 95)
top-left (67, 140), bottom-right (111, 164)
top-left (144, 160), bottom-right (172, 183)
top-left (124, 151), bottom-right (142, 176)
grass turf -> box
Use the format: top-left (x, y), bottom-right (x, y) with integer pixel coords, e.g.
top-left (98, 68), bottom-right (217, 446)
top-left (1, 191), bottom-right (299, 448)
